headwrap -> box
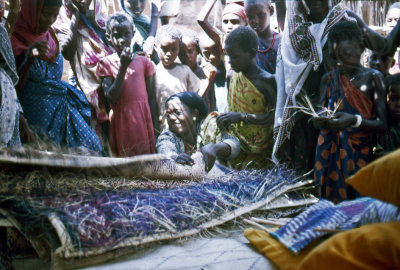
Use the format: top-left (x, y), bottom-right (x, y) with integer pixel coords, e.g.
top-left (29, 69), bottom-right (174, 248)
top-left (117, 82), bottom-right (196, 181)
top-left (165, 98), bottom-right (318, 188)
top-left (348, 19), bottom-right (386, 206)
top-left (11, 0), bottom-right (59, 62)
top-left (223, 3), bottom-right (248, 24)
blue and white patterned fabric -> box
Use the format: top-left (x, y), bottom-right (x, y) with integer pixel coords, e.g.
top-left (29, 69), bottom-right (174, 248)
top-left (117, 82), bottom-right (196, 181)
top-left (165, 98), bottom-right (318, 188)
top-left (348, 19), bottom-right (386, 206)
top-left (19, 53), bottom-right (102, 153)
top-left (271, 197), bottom-right (400, 254)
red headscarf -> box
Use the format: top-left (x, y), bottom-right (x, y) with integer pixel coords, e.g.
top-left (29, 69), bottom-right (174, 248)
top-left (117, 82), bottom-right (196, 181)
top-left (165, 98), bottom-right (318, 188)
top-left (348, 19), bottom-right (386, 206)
top-left (222, 3), bottom-right (248, 24)
top-left (11, 0), bottom-right (59, 62)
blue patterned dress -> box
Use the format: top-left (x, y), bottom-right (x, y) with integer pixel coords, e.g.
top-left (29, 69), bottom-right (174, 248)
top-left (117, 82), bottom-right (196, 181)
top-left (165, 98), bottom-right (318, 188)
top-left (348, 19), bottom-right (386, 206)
top-left (19, 53), bottom-right (102, 152)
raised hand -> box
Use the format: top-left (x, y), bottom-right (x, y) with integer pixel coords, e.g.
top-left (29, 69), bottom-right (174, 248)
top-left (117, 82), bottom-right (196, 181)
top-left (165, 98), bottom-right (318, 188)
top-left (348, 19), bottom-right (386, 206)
top-left (201, 60), bottom-right (217, 82)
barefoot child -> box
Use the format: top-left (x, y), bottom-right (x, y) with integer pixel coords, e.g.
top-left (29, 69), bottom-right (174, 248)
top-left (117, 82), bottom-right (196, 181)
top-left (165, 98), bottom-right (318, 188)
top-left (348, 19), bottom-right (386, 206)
top-left (155, 25), bottom-right (204, 131)
top-left (97, 13), bottom-right (158, 157)
top-left (217, 26), bottom-right (277, 169)
top-left (244, 0), bottom-right (280, 74)
top-left (313, 21), bottom-right (386, 203)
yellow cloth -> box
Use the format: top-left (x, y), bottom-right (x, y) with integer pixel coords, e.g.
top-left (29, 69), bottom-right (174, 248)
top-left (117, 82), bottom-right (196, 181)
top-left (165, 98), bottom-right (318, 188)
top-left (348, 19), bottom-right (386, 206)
top-left (244, 228), bottom-right (315, 270)
top-left (346, 149), bottom-right (400, 207)
top-left (228, 72), bottom-right (273, 169)
top-left (297, 222), bottom-right (400, 270)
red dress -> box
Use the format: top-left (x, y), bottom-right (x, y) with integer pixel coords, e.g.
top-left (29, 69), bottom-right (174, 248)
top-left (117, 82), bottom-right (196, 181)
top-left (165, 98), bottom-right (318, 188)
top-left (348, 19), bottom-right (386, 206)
top-left (97, 53), bottom-right (156, 157)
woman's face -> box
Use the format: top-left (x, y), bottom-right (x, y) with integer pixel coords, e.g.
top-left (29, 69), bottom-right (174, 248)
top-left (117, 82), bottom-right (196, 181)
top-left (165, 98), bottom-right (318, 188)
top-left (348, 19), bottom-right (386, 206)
top-left (386, 8), bottom-right (400, 32)
top-left (124, 0), bottom-right (146, 18)
top-left (222, 13), bottom-right (246, 35)
top-left (166, 98), bottom-right (196, 137)
top-left (38, 5), bottom-right (61, 33)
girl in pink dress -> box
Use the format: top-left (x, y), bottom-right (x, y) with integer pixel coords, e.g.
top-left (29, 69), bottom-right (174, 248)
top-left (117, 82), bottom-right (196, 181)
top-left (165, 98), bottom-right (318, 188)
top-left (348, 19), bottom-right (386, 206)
top-left (97, 13), bottom-right (158, 157)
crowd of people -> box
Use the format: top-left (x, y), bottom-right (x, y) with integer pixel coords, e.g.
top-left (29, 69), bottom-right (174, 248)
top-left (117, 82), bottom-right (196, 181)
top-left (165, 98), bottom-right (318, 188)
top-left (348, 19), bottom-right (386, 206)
top-left (1, 0), bottom-right (400, 204)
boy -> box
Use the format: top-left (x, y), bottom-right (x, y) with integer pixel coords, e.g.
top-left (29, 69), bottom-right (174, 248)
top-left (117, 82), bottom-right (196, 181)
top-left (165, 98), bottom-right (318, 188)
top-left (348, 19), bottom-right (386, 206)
top-left (199, 31), bottom-right (228, 113)
top-left (244, 0), bottom-right (280, 74)
top-left (217, 26), bottom-right (276, 169)
top-left (154, 25), bottom-right (201, 131)
top-left (313, 21), bottom-right (387, 203)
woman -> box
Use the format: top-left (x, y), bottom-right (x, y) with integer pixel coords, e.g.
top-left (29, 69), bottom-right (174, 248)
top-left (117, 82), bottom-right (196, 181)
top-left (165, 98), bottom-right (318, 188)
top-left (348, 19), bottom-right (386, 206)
top-left (54, 0), bottom-right (113, 144)
top-left (272, 0), bottom-right (400, 171)
top-left (11, 0), bottom-right (102, 153)
top-left (156, 92), bottom-right (240, 172)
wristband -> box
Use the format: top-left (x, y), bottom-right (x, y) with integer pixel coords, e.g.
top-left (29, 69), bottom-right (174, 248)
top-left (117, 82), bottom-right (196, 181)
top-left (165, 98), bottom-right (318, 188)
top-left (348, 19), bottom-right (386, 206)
top-left (352, 114), bottom-right (362, 128)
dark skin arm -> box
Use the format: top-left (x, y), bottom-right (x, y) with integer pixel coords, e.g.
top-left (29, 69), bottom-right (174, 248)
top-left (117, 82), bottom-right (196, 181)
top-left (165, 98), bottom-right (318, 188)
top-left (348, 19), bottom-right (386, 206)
top-left (314, 70), bottom-right (387, 132)
top-left (197, 0), bottom-right (222, 48)
top-left (16, 40), bottom-right (49, 92)
top-left (145, 73), bottom-right (160, 137)
top-left (142, 1), bottom-right (159, 56)
top-left (174, 142), bottom-right (232, 172)
top-left (272, 0), bottom-right (286, 32)
top-left (102, 47), bottom-right (134, 105)
top-left (347, 10), bottom-right (400, 55)
top-left (58, 0), bottom-right (80, 62)
top-left (217, 70), bottom-right (277, 131)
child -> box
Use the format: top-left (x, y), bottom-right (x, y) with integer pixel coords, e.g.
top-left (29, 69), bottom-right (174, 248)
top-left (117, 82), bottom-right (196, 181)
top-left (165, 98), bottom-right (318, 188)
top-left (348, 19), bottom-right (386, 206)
top-left (121, 0), bottom-right (159, 62)
top-left (313, 21), bottom-right (387, 203)
top-left (199, 31), bottom-right (228, 114)
top-left (97, 13), bottom-right (158, 157)
top-left (179, 29), bottom-right (217, 112)
top-left (154, 25), bottom-right (202, 131)
top-left (368, 51), bottom-right (395, 77)
top-left (244, 0), bottom-right (280, 74)
top-left (217, 26), bottom-right (277, 169)
top-left (375, 74), bottom-right (400, 155)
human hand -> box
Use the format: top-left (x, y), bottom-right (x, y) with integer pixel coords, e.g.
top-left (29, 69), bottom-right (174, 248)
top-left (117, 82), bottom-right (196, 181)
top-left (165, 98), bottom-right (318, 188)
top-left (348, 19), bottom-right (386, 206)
top-left (312, 116), bottom-right (329, 129)
top-left (327, 112), bottom-right (357, 130)
top-left (143, 36), bottom-right (155, 57)
top-left (29, 40), bottom-right (49, 58)
top-left (120, 47), bottom-right (134, 67)
top-left (65, 0), bottom-right (79, 15)
top-left (172, 153), bottom-right (195, 166)
top-left (201, 60), bottom-right (217, 82)
top-left (200, 143), bottom-right (217, 172)
top-left (216, 112), bottom-right (244, 131)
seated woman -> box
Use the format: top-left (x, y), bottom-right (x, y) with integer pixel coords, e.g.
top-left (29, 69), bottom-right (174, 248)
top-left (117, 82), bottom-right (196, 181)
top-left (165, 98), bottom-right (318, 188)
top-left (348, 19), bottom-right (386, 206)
top-left (11, 0), bottom-right (102, 153)
top-left (156, 92), bottom-right (240, 172)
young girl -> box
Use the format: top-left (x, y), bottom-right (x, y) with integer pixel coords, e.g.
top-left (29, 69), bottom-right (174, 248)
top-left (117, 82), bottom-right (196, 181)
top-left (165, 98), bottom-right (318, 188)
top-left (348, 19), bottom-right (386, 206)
top-left (313, 21), bottom-right (386, 203)
top-left (244, 0), bottom-right (280, 74)
top-left (97, 13), bottom-right (158, 157)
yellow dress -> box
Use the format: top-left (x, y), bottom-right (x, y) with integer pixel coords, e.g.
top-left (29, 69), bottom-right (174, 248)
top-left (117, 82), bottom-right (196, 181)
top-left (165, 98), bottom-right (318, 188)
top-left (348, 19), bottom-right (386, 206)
top-left (228, 72), bottom-right (273, 169)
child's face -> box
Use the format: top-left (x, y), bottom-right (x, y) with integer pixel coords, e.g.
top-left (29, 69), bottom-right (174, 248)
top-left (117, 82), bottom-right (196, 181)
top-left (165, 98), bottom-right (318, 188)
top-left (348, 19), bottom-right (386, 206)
top-left (225, 43), bottom-right (250, 73)
top-left (181, 37), bottom-right (198, 70)
top-left (124, 0), bottom-right (146, 18)
top-left (332, 39), bottom-right (363, 73)
top-left (222, 14), bottom-right (246, 35)
top-left (369, 53), bottom-right (394, 76)
top-left (109, 21), bottom-right (134, 54)
top-left (388, 84), bottom-right (400, 122)
top-left (38, 5), bottom-right (61, 33)
top-left (386, 8), bottom-right (400, 32)
top-left (72, 0), bottom-right (92, 13)
top-left (157, 37), bottom-right (180, 68)
top-left (245, 3), bottom-right (271, 35)
top-left (200, 40), bottom-right (222, 67)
